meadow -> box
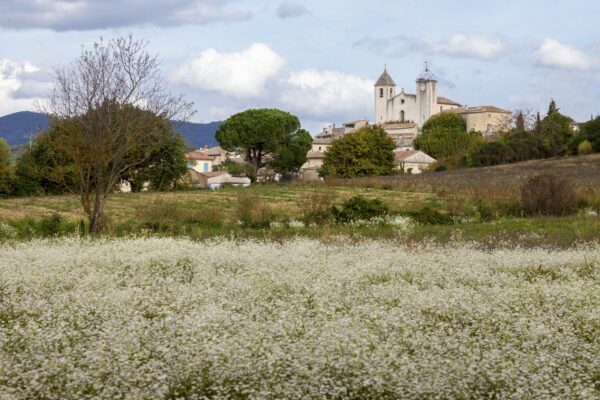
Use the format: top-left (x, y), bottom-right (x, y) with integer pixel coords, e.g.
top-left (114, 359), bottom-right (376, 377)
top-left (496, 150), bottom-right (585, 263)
top-left (2, 154), bottom-right (600, 245)
top-left (1, 237), bottom-right (599, 399)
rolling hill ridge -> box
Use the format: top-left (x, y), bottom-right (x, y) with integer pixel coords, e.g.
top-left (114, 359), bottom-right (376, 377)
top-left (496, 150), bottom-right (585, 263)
top-left (0, 111), bottom-right (220, 149)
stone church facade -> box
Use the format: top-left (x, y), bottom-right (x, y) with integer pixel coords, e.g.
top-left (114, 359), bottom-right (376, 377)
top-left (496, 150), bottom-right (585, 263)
top-left (375, 65), bottom-right (510, 136)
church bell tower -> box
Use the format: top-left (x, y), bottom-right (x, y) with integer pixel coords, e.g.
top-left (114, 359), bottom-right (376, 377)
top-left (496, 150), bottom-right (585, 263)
top-left (415, 62), bottom-right (437, 128)
top-left (374, 66), bottom-right (396, 124)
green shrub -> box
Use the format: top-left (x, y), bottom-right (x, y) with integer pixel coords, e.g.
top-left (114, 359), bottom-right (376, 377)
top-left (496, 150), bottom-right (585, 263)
top-left (407, 206), bottom-right (454, 225)
top-left (235, 190), bottom-right (274, 228)
top-left (332, 195), bottom-right (389, 224)
top-left (38, 213), bottom-right (64, 236)
top-left (578, 140), bottom-right (593, 155)
top-left (0, 223), bottom-right (17, 240)
top-left (298, 188), bottom-right (335, 226)
top-left (520, 174), bottom-right (578, 216)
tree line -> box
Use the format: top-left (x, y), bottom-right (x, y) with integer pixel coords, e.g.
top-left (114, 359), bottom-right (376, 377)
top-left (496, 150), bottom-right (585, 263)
top-left (414, 100), bottom-right (600, 169)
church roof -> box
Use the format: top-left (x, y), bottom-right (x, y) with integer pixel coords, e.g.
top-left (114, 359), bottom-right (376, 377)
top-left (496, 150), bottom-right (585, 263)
top-left (375, 68), bottom-right (396, 87)
top-left (437, 96), bottom-right (462, 106)
top-left (450, 106), bottom-right (511, 114)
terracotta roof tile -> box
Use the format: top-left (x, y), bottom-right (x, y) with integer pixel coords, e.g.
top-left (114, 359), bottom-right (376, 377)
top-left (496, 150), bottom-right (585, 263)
top-left (185, 151), bottom-right (213, 161)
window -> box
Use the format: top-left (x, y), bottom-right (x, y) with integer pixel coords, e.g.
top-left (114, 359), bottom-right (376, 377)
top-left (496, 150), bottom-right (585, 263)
top-left (390, 88), bottom-right (393, 96)
top-left (379, 88), bottom-right (383, 98)
top-left (440, 106), bottom-right (443, 112)
top-left (401, 99), bottom-right (405, 104)
top-left (203, 162), bottom-right (209, 172)
top-left (318, 146), bottom-right (322, 151)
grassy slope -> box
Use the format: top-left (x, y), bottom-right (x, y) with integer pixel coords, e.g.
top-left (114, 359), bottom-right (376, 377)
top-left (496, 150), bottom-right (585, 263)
top-left (347, 153), bottom-right (600, 193)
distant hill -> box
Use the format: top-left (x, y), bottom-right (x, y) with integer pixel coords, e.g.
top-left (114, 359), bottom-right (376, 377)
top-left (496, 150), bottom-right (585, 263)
top-left (0, 111), bottom-right (221, 149)
top-left (0, 111), bottom-right (49, 147)
top-left (171, 120), bottom-right (220, 149)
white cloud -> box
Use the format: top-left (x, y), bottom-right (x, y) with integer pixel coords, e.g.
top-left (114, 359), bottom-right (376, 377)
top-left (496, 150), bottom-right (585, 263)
top-left (533, 38), bottom-right (590, 70)
top-left (0, 0), bottom-right (252, 31)
top-left (0, 59), bottom-right (46, 116)
top-left (276, 2), bottom-right (309, 19)
top-left (280, 69), bottom-right (373, 118)
top-left (173, 44), bottom-right (374, 125)
top-left (355, 33), bottom-right (505, 61)
top-left (421, 34), bottom-right (505, 61)
top-left (172, 43), bottom-right (286, 98)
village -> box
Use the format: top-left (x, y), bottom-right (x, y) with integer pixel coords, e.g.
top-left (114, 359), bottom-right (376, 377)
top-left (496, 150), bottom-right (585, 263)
top-left (183, 65), bottom-right (512, 188)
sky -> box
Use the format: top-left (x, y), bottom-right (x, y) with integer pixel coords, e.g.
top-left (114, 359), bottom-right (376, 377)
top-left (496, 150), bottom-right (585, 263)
top-left (0, 0), bottom-right (599, 135)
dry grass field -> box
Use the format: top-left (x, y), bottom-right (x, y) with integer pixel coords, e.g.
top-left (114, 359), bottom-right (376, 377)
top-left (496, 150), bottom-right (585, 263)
top-left (347, 153), bottom-right (600, 194)
top-left (1, 154), bottom-right (599, 245)
top-left (0, 185), bottom-right (431, 224)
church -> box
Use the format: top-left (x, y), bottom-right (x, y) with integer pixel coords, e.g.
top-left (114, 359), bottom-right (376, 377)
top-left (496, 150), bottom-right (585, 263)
top-left (375, 64), bottom-right (511, 137)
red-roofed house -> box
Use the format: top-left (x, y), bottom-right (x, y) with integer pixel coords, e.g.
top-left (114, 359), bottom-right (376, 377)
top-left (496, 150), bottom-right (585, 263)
top-left (185, 151), bottom-right (213, 173)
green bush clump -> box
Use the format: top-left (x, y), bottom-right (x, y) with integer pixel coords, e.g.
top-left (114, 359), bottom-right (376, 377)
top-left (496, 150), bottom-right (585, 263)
top-left (407, 206), bottom-right (455, 225)
top-left (38, 213), bottom-right (64, 236)
top-left (332, 195), bottom-right (389, 224)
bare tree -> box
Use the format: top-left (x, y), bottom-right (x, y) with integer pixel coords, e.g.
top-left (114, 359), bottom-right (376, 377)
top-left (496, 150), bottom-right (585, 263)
top-left (46, 35), bottom-right (193, 235)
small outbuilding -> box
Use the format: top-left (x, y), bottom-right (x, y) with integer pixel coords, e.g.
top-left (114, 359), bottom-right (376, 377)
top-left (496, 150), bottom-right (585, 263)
top-left (190, 171), bottom-right (251, 190)
top-left (394, 150), bottom-right (436, 174)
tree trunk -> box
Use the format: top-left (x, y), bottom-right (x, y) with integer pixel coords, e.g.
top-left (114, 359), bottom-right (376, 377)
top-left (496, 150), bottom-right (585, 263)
top-left (88, 189), bottom-right (104, 237)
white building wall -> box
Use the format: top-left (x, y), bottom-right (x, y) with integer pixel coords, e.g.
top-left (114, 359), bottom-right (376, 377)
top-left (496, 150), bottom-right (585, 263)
top-left (416, 79), bottom-right (437, 127)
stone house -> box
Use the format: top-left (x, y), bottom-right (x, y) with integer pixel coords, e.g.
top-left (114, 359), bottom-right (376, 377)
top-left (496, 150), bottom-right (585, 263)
top-left (185, 151), bottom-right (213, 173)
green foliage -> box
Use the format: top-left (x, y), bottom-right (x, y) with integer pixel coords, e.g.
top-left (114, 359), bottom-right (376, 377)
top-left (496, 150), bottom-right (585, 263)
top-left (213, 159), bottom-right (255, 178)
top-left (0, 138), bottom-right (13, 196)
top-left (235, 190), bottom-right (274, 228)
top-left (548, 99), bottom-right (558, 115)
top-left (270, 128), bottom-right (312, 175)
top-left (12, 129), bottom-right (77, 196)
top-left (120, 117), bottom-right (188, 191)
top-left (471, 141), bottom-right (515, 166)
top-left (538, 108), bottom-right (574, 157)
top-left (407, 206), bottom-right (454, 225)
top-left (216, 109), bottom-right (307, 176)
top-left (332, 195), bottom-right (389, 223)
top-left (470, 101), bottom-right (576, 167)
top-left (572, 116), bottom-right (600, 153)
top-left (520, 174), bottom-right (578, 216)
top-left (515, 111), bottom-right (526, 133)
top-left (319, 126), bottom-right (396, 178)
top-left (578, 140), bottom-right (593, 155)
top-left (298, 188), bottom-right (336, 226)
top-left (414, 113), bottom-right (482, 162)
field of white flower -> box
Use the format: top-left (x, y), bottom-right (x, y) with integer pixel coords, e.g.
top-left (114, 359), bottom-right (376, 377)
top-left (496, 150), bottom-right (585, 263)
top-left (1, 237), bottom-right (599, 399)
